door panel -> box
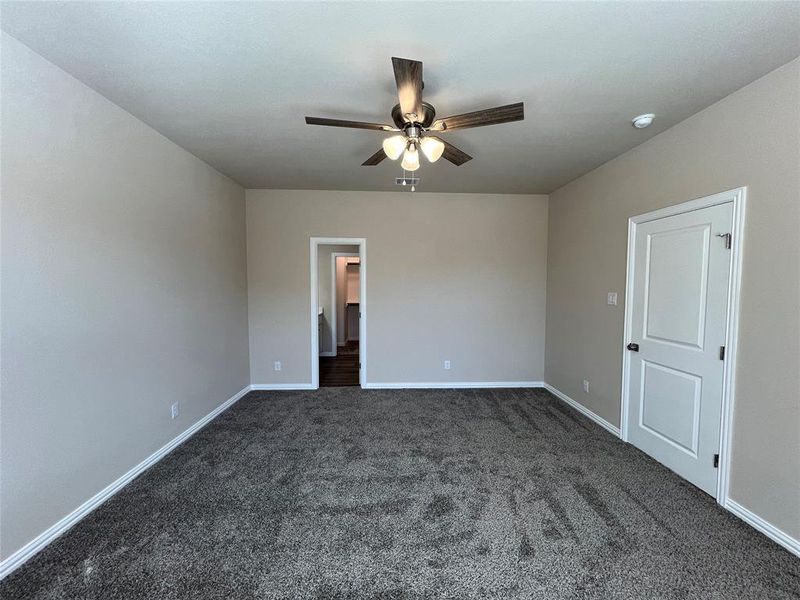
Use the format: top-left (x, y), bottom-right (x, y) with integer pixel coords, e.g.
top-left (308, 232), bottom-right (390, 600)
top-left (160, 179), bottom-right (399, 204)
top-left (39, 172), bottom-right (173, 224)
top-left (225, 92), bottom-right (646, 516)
top-left (644, 225), bottom-right (709, 348)
top-left (627, 202), bottom-right (732, 496)
top-left (640, 360), bottom-right (701, 456)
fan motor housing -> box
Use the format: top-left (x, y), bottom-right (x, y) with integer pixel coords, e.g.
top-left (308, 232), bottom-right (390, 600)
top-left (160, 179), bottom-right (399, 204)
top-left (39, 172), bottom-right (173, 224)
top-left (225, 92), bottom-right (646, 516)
top-left (391, 102), bottom-right (436, 129)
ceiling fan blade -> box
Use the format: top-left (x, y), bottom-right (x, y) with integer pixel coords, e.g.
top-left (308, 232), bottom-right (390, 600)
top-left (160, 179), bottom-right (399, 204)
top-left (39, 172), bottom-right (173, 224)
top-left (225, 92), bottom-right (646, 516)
top-left (430, 102), bottom-right (524, 131)
top-left (362, 148), bottom-right (387, 166)
top-left (305, 116), bottom-right (398, 131)
top-left (391, 57), bottom-right (423, 123)
top-left (441, 141), bottom-right (472, 166)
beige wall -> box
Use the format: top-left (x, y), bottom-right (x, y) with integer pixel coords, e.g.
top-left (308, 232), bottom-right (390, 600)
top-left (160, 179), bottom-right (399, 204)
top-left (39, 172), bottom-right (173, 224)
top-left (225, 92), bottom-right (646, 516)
top-left (0, 34), bottom-right (250, 560)
top-left (317, 245), bottom-right (358, 354)
top-left (247, 190), bottom-right (548, 385)
top-left (545, 58), bottom-right (800, 539)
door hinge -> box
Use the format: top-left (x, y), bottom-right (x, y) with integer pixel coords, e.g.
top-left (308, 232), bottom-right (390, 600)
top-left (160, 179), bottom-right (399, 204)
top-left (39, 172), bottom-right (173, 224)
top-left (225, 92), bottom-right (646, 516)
top-left (719, 346), bottom-right (725, 360)
top-left (716, 233), bottom-right (732, 249)
top-left (713, 454), bottom-right (720, 468)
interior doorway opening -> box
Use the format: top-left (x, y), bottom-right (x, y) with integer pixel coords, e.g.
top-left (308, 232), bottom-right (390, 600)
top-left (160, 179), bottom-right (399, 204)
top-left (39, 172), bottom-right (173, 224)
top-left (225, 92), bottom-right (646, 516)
top-left (310, 238), bottom-right (367, 388)
top-left (322, 250), bottom-right (360, 386)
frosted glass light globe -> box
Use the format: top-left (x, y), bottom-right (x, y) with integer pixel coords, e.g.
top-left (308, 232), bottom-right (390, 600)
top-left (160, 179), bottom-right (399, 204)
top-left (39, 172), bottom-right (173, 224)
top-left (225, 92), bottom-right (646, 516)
top-left (420, 136), bottom-right (445, 162)
top-left (382, 135), bottom-right (406, 160)
top-left (401, 143), bottom-right (420, 171)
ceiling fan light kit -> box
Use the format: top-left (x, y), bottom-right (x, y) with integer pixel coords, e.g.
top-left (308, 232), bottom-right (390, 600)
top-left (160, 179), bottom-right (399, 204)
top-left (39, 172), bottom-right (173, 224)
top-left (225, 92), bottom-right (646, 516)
top-left (305, 57), bottom-right (525, 182)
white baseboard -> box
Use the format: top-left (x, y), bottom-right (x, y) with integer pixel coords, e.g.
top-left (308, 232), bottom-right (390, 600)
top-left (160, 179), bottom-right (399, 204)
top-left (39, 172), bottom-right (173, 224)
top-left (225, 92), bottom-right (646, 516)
top-left (362, 381), bottom-right (544, 389)
top-left (0, 385), bottom-right (252, 581)
top-left (250, 383), bottom-right (316, 390)
top-left (725, 499), bottom-right (800, 558)
top-left (543, 383), bottom-right (621, 437)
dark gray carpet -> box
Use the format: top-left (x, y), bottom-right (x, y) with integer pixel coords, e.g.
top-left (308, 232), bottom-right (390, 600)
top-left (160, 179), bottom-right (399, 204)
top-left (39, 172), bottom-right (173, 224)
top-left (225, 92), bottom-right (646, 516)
top-left (2, 388), bottom-right (798, 599)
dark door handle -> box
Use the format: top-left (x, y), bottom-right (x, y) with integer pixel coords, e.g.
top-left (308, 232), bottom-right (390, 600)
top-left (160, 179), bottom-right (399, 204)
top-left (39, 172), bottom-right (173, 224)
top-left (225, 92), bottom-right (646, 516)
top-left (627, 342), bottom-right (639, 352)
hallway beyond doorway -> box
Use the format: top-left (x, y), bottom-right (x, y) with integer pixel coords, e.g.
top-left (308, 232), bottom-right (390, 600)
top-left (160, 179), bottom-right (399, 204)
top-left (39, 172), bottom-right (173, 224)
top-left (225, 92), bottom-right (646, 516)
top-left (320, 341), bottom-right (359, 386)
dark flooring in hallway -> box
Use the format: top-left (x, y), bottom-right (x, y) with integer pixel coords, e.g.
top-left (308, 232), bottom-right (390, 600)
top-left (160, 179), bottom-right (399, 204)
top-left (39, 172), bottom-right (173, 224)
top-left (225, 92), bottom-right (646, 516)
top-left (319, 341), bottom-right (359, 387)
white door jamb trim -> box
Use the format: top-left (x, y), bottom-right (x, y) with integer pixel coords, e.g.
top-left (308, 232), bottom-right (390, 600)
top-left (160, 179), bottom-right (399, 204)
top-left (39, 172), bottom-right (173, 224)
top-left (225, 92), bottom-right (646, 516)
top-left (329, 252), bottom-right (360, 357)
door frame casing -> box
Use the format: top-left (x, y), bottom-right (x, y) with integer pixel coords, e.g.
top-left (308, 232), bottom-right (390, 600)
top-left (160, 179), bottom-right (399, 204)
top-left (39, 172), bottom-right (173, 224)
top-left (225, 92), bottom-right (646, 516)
top-left (619, 187), bottom-right (747, 504)
top-left (310, 237), bottom-right (366, 388)
top-left (328, 251), bottom-right (360, 357)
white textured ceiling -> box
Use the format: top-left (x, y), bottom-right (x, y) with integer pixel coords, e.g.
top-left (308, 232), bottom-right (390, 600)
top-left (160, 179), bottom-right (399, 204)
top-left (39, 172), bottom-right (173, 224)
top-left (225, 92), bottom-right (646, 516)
top-left (2, 1), bottom-right (799, 193)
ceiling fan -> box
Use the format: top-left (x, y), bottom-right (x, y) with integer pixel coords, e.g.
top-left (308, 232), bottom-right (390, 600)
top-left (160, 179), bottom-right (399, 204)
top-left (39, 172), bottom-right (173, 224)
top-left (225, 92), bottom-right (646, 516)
top-left (305, 57), bottom-right (524, 172)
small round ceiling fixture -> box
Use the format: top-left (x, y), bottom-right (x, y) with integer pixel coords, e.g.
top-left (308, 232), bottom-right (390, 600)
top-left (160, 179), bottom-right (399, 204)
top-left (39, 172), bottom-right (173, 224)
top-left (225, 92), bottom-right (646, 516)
top-left (632, 114), bottom-right (655, 129)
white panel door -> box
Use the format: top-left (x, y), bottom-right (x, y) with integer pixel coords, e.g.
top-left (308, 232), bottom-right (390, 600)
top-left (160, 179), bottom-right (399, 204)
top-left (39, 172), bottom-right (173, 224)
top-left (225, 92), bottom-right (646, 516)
top-left (627, 203), bottom-right (733, 496)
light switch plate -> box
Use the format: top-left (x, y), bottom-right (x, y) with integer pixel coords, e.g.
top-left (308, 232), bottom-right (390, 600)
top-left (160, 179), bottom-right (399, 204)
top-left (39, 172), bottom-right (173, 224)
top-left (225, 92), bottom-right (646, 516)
top-left (607, 292), bottom-right (618, 306)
